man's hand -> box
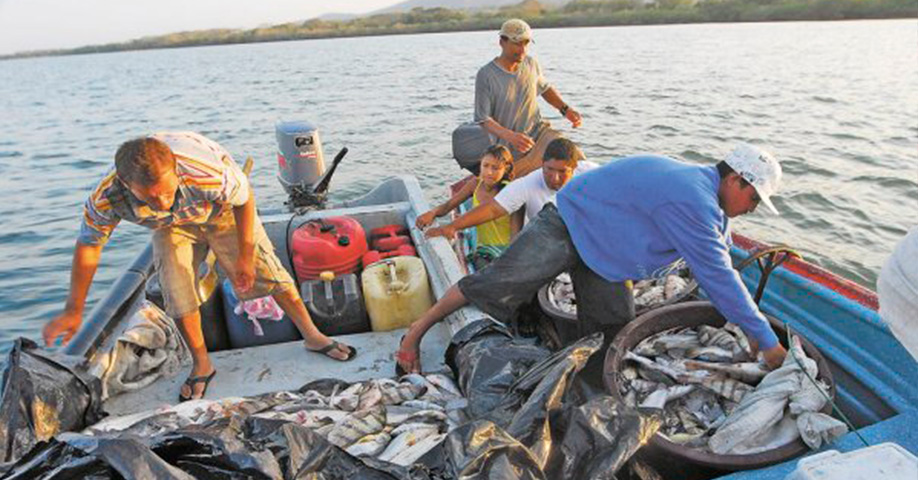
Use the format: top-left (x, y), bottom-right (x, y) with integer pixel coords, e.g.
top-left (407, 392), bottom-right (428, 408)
top-left (234, 254), bottom-right (256, 294)
top-left (507, 132), bottom-right (535, 154)
top-left (762, 344), bottom-right (787, 370)
top-left (425, 224), bottom-right (457, 240)
top-left (43, 310), bottom-right (82, 347)
top-left (565, 107), bottom-right (583, 128)
top-left (416, 211), bottom-right (437, 230)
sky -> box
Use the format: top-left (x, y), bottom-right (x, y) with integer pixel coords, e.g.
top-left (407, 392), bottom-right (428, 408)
top-left (0, 0), bottom-right (403, 55)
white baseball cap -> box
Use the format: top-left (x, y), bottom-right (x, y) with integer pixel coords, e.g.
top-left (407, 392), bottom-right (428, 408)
top-left (724, 143), bottom-right (782, 215)
top-left (499, 19), bottom-right (533, 43)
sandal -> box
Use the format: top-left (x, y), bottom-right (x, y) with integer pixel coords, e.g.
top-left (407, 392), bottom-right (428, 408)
top-left (395, 335), bottom-right (419, 376)
top-left (178, 369), bottom-right (217, 402)
top-left (307, 340), bottom-right (357, 362)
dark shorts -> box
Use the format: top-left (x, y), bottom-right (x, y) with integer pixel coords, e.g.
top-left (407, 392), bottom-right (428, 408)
top-left (458, 204), bottom-right (635, 343)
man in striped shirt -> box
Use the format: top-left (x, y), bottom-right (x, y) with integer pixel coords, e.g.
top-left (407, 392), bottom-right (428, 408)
top-left (42, 132), bottom-right (356, 401)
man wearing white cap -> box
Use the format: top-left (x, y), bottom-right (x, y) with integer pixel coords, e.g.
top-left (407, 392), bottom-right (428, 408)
top-left (474, 19), bottom-right (583, 177)
top-left (397, 144), bottom-right (788, 374)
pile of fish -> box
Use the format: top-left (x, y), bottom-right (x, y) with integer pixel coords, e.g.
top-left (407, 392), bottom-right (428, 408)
top-left (546, 270), bottom-right (692, 315)
top-left (84, 373), bottom-right (465, 466)
top-left (618, 323), bottom-right (773, 450)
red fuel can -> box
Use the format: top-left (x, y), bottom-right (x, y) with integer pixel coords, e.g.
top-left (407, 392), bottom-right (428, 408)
top-left (291, 217), bottom-right (368, 280)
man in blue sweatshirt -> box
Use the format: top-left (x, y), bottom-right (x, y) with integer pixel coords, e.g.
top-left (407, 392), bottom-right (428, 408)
top-left (397, 144), bottom-right (787, 374)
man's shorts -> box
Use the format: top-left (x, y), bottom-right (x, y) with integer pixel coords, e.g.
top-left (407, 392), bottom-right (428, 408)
top-left (458, 204), bottom-right (634, 340)
top-left (153, 210), bottom-right (295, 318)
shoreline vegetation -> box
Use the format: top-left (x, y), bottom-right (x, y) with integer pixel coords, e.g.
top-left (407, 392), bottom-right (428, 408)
top-left (4, 0), bottom-right (915, 60)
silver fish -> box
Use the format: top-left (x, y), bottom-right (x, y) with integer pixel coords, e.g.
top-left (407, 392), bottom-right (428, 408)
top-left (624, 351), bottom-right (683, 381)
top-left (387, 433), bottom-right (446, 466)
top-left (357, 383), bottom-right (384, 410)
top-left (425, 374), bottom-right (462, 397)
top-left (723, 323), bottom-right (753, 359)
top-left (621, 367), bottom-right (639, 381)
top-left (635, 285), bottom-right (665, 307)
top-left (624, 389), bottom-right (638, 407)
top-left (665, 432), bottom-right (706, 446)
top-left (684, 359), bottom-right (769, 384)
top-left (391, 422), bottom-right (442, 437)
top-left (685, 346), bottom-right (735, 363)
top-left (640, 385), bottom-right (695, 409)
top-left (326, 406), bottom-right (387, 448)
top-left (663, 274), bottom-right (689, 300)
top-left (380, 383), bottom-right (423, 405)
top-left (399, 374), bottom-right (438, 397)
top-left (401, 409), bottom-right (448, 426)
top-left (85, 409), bottom-right (162, 434)
top-left (698, 325), bottom-right (748, 360)
top-left (401, 399), bottom-right (445, 411)
top-left (330, 383), bottom-right (363, 411)
top-left (628, 378), bottom-right (663, 395)
top-left (377, 426), bottom-right (439, 463)
top-left (315, 423), bottom-right (336, 437)
top-left (345, 432), bottom-right (391, 457)
top-left (633, 327), bottom-right (702, 357)
top-left (680, 374), bottom-right (753, 403)
top-left (112, 412), bottom-right (191, 437)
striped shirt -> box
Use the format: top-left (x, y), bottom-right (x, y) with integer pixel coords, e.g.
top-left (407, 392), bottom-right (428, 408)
top-left (78, 132), bottom-right (250, 246)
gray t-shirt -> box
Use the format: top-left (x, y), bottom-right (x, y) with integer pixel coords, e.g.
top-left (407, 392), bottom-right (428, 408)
top-left (474, 57), bottom-right (552, 156)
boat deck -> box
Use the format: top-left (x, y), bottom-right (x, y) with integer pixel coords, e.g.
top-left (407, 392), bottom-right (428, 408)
top-left (104, 323), bottom-right (453, 415)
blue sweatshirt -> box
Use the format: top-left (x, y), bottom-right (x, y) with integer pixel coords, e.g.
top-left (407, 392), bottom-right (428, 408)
top-left (557, 155), bottom-right (779, 350)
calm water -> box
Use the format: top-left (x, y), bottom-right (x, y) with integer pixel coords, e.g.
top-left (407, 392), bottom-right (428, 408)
top-left (0, 20), bottom-right (915, 356)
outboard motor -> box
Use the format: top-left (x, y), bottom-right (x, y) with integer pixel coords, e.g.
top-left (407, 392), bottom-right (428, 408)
top-left (276, 120), bottom-right (348, 210)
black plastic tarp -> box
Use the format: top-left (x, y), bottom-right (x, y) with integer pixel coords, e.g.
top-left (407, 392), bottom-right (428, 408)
top-left (3, 321), bottom-right (662, 479)
top-left (0, 338), bottom-right (104, 472)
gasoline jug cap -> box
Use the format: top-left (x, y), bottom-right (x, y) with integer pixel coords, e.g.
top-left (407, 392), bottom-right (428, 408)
top-left (320, 271), bottom-right (336, 282)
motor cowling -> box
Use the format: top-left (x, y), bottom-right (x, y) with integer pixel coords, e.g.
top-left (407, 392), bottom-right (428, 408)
top-left (276, 121), bottom-right (326, 196)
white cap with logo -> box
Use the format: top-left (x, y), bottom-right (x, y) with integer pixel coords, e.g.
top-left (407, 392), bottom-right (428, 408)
top-left (500, 19), bottom-right (533, 43)
top-left (724, 143), bottom-right (782, 215)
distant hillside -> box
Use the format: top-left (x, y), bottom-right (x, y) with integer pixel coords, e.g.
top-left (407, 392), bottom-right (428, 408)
top-left (374, 0), bottom-right (570, 14)
top-left (4, 0), bottom-right (915, 59)
top-left (317, 13), bottom-right (359, 21)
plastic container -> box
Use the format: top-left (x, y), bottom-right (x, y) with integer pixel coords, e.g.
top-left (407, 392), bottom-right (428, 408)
top-left (276, 120), bottom-right (326, 194)
top-left (291, 216), bottom-right (368, 280)
top-left (369, 225), bottom-right (412, 252)
top-left (300, 271), bottom-right (370, 336)
top-left (222, 280), bottom-right (302, 349)
top-left (362, 256), bottom-right (434, 332)
top-left (604, 301), bottom-right (836, 479)
top-left (785, 443), bottom-right (917, 480)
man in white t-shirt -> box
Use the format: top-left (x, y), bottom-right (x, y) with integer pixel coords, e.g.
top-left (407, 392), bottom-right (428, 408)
top-left (426, 137), bottom-right (596, 240)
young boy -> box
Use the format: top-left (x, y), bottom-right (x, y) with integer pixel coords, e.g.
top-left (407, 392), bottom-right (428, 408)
top-left (42, 132), bottom-right (355, 401)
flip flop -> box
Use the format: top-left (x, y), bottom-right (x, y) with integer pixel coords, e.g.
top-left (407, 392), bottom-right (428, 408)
top-left (178, 369), bottom-right (217, 402)
top-left (307, 340), bottom-right (357, 362)
top-left (395, 335), bottom-right (418, 377)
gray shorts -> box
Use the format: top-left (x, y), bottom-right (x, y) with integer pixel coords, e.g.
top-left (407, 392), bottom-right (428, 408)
top-left (458, 204), bottom-right (635, 343)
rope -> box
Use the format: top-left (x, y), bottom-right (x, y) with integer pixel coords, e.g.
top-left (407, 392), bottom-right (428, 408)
top-left (785, 321), bottom-right (870, 447)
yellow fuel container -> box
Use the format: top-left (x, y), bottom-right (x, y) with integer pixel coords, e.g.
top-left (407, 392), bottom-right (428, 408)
top-left (362, 256), bottom-right (434, 331)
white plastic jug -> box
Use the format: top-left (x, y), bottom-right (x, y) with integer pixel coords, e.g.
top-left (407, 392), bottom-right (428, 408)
top-left (362, 256), bottom-right (434, 332)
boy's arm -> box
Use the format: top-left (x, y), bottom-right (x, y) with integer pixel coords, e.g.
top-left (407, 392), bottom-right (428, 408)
top-left (43, 241), bottom-right (103, 346)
